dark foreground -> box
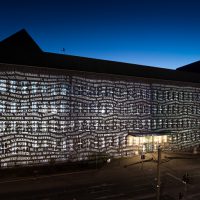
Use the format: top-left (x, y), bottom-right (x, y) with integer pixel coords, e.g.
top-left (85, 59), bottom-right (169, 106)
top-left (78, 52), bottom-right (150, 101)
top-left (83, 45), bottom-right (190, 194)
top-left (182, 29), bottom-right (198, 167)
top-left (0, 152), bottom-right (200, 200)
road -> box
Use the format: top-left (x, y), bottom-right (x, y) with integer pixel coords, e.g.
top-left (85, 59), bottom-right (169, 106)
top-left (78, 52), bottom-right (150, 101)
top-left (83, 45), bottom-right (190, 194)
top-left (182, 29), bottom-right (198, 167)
top-left (0, 152), bottom-right (200, 200)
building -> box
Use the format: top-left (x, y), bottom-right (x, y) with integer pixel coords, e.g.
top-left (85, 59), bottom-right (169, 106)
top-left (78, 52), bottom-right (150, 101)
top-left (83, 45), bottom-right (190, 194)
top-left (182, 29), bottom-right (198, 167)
top-left (0, 29), bottom-right (200, 167)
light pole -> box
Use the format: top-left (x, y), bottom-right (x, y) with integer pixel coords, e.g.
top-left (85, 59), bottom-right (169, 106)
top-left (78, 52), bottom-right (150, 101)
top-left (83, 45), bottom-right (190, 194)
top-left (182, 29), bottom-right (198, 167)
top-left (156, 145), bottom-right (162, 200)
top-left (94, 141), bottom-right (98, 169)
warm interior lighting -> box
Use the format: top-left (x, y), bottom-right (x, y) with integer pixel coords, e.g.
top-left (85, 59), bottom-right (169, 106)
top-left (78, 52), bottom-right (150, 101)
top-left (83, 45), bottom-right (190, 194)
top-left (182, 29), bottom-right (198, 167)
top-left (127, 135), bottom-right (134, 145)
top-left (128, 134), bottom-right (169, 152)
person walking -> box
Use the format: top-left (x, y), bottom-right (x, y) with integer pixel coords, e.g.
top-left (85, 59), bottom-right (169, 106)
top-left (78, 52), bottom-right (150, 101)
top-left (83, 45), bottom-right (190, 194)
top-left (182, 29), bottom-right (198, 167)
top-left (178, 192), bottom-right (183, 200)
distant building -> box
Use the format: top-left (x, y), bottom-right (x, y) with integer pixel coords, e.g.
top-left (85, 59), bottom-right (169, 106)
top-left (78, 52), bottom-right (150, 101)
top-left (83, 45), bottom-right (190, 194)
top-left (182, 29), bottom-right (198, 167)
top-left (0, 29), bottom-right (199, 167)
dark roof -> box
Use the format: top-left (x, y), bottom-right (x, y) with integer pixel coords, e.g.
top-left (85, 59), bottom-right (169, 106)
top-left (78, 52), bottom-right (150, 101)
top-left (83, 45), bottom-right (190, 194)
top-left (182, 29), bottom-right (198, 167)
top-left (0, 29), bottom-right (200, 84)
top-left (176, 60), bottom-right (200, 73)
top-left (0, 29), bottom-right (42, 53)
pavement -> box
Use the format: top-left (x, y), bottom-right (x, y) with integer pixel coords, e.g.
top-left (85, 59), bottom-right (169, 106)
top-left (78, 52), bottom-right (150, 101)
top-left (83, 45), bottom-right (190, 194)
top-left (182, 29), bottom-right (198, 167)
top-left (0, 152), bottom-right (200, 200)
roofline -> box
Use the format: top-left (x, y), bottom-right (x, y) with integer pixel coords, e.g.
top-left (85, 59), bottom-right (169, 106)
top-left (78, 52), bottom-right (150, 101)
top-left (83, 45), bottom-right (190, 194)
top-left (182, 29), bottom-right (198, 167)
top-left (45, 51), bottom-right (173, 72)
top-left (0, 29), bottom-right (200, 84)
top-left (1, 62), bottom-right (200, 88)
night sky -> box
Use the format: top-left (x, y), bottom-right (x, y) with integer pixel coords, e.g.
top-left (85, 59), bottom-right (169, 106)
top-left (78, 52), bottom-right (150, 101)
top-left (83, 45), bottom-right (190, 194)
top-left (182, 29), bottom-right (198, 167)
top-left (1, 0), bottom-right (200, 69)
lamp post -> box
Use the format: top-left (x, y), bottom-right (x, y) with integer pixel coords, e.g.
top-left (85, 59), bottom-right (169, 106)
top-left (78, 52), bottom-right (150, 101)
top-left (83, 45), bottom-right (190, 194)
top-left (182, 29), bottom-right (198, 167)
top-left (156, 145), bottom-right (162, 200)
top-left (94, 141), bottom-right (98, 169)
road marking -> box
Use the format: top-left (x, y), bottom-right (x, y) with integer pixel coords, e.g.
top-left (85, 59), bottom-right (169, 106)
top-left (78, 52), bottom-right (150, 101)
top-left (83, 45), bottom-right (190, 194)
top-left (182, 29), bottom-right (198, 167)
top-left (190, 174), bottom-right (200, 177)
top-left (89, 183), bottom-right (116, 189)
top-left (133, 193), bottom-right (155, 200)
top-left (95, 193), bottom-right (125, 199)
top-left (187, 192), bottom-right (200, 199)
top-left (130, 187), bottom-right (153, 193)
top-left (0, 169), bottom-right (97, 184)
top-left (132, 183), bottom-right (153, 188)
top-left (90, 189), bottom-right (110, 194)
top-left (166, 172), bottom-right (183, 183)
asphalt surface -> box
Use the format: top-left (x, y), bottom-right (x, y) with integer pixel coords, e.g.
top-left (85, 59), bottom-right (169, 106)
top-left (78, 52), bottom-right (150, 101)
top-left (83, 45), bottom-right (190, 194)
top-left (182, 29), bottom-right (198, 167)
top-left (0, 152), bottom-right (200, 200)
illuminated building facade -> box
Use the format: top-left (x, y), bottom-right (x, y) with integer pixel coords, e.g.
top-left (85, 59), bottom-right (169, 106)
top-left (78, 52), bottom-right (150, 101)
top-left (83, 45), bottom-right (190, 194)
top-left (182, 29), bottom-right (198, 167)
top-left (0, 30), bottom-right (200, 167)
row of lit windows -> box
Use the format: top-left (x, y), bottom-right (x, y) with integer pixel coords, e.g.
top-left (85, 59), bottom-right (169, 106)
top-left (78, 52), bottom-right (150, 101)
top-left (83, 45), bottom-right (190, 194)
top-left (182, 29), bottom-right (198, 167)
top-left (0, 101), bottom-right (69, 113)
top-left (0, 79), bottom-right (200, 102)
top-left (151, 90), bottom-right (199, 102)
top-left (0, 80), bottom-right (71, 95)
top-left (151, 105), bottom-right (200, 115)
top-left (1, 100), bottom-right (200, 116)
top-left (0, 136), bottom-right (125, 153)
top-left (0, 118), bottom-right (199, 133)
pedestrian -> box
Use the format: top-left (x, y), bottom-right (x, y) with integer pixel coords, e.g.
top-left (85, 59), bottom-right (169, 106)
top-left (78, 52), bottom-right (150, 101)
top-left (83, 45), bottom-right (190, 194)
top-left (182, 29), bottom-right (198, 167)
top-left (178, 192), bottom-right (183, 200)
top-left (183, 172), bottom-right (189, 184)
top-left (186, 172), bottom-right (189, 183)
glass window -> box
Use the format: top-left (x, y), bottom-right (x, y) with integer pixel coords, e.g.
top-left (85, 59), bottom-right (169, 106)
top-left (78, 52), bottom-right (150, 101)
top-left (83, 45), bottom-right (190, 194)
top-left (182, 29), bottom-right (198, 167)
top-left (0, 100), bottom-right (5, 112)
top-left (22, 81), bottom-right (28, 94)
top-left (32, 102), bottom-right (37, 112)
top-left (51, 102), bottom-right (57, 113)
top-left (0, 80), bottom-right (6, 92)
top-left (11, 102), bottom-right (16, 113)
top-left (51, 85), bottom-right (57, 95)
top-left (31, 82), bottom-right (37, 93)
top-left (10, 80), bottom-right (16, 93)
top-left (41, 84), bottom-right (47, 93)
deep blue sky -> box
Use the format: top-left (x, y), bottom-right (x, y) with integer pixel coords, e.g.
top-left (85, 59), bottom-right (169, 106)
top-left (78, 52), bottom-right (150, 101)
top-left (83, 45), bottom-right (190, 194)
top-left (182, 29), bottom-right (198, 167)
top-left (1, 0), bottom-right (200, 69)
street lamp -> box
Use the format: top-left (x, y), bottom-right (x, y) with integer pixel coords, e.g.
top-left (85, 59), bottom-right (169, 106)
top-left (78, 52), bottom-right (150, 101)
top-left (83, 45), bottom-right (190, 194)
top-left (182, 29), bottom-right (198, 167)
top-left (94, 141), bottom-right (98, 169)
top-left (156, 145), bottom-right (162, 200)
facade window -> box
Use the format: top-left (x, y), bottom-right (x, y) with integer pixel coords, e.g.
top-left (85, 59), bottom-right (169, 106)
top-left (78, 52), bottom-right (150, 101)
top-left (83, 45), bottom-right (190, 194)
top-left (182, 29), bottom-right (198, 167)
top-left (21, 103), bottom-right (29, 112)
top-left (11, 121), bottom-right (16, 132)
top-left (11, 102), bottom-right (16, 113)
top-left (32, 102), bottom-right (37, 112)
top-left (41, 102), bottom-right (48, 113)
top-left (0, 100), bottom-right (5, 112)
top-left (60, 104), bottom-right (65, 112)
top-left (10, 80), bottom-right (17, 93)
top-left (60, 84), bottom-right (67, 95)
top-left (41, 84), bottom-right (47, 93)
top-left (42, 121), bottom-right (47, 132)
top-left (51, 102), bottom-right (57, 113)
top-left (0, 121), bottom-right (5, 132)
top-left (20, 81), bottom-right (29, 94)
top-left (32, 82), bottom-right (37, 93)
top-left (51, 85), bottom-right (57, 95)
top-left (0, 80), bottom-right (6, 92)
top-left (32, 121), bottom-right (38, 132)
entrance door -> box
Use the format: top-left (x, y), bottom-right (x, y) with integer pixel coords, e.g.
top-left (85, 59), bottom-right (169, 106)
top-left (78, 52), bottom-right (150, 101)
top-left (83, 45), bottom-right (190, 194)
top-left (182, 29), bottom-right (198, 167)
top-left (127, 135), bottom-right (168, 153)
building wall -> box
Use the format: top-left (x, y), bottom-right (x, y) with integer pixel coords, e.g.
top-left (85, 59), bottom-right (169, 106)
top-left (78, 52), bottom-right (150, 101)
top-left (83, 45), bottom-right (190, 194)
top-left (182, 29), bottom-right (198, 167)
top-left (0, 64), bottom-right (200, 167)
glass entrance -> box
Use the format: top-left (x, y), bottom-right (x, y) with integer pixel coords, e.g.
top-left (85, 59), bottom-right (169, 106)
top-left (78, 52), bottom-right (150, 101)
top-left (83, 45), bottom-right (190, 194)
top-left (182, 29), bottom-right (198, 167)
top-left (127, 135), bottom-right (168, 154)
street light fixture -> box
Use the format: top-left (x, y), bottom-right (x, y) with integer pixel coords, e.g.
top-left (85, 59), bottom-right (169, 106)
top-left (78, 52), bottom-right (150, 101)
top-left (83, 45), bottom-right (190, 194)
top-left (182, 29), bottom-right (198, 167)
top-left (156, 145), bottom-right (162, 200)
